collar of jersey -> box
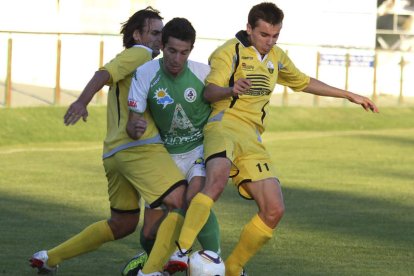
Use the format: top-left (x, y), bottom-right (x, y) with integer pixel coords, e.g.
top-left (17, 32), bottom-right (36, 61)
top-left (235, 30), bottom-right (251, 47)
top-left (132, 44), bottom-right (153, 55)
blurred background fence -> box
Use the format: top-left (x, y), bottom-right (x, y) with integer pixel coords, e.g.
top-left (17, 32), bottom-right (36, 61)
top-left (1, 30), bottom-right (414, 108)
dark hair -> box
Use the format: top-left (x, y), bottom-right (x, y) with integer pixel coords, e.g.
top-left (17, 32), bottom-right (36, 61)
top-left (120, 6), bottom-right (163, 48)
top-left (248, 2), bottom-right (284, 28)
top-left (161, 17), bottom-right (196, 47)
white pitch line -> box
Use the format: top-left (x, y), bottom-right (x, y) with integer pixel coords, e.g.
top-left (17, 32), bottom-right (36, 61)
top-left (0, 145), bottom-right (101, 155)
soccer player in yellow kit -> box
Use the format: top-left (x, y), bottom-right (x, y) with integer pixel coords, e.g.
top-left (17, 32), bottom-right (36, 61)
top-left (29, 7), bottom-right (187, 274)
top-left (169, 2), bottom-right (379, 276)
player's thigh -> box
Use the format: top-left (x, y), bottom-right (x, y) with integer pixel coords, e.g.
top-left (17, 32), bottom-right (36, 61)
top-left (172, 145), bottom-right (206, 180)
top-left (186, 176), bottom-right (204, 202)
top-left (243, 177), bottom-right (283, 209)
top-left (203, 121), bottom-right (237, 178)
top-left (229, 128), bottom-right (276, 197)
top-left (110, 145), bottom-right (186, 209)
top-left (171, 145), bottom-right (206, 203)
top-left (104, 154), bottom-right (140, 212)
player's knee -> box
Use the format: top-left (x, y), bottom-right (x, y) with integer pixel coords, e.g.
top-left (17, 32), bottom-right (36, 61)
top-left (263, 201), bottom-right (285, 227)
top-left (206, 184), bottom-right (225, 200)
top-left (273, 201), bottom-right (285, 220)
top-left (203, 178), bottom-right (227, 201)
top-left (163, 185), bottom-right (186, 210)
top-left (108, 215), bottom-right (138, 239)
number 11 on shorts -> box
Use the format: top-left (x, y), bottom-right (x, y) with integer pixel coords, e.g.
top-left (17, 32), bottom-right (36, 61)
top-left (256, 162), bottom-right (269, 172)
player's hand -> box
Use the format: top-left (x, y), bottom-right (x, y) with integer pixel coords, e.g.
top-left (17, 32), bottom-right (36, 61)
top-left (232, 78), bottom-right (252, 96)
top-left (64, 101), bottom-right (89, 125)
top-left (126, 116), bottom-right (147, 140)
top-left (348, 93), bottom-right (379, 113)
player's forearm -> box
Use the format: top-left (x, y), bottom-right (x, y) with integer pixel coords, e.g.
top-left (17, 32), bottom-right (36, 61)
top-left (126, 111), bottom-right (146, 140)
top-left (203, 83), bottom-right (234, 103)
top-left (302, 77), bottom-right (352, 99)
top-left (77, 70), bottom-right (110, 105)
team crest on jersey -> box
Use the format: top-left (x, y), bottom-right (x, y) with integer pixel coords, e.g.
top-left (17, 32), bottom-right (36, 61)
top-left (267, 61), bottom-right (275, 74)
top-left (154, 88), bottom-right (174, 109)
top-left (184, 88), bottom-right (197, 103)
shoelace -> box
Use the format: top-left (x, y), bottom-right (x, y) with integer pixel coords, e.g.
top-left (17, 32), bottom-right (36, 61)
top-left (175, 241), bottom-right (192, 257)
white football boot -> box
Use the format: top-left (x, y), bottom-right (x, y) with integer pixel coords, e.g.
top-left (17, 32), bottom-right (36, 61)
top-left (163, 245), bottom-right (191, 274)
top-left (29, 250), bottom-right (58, 275)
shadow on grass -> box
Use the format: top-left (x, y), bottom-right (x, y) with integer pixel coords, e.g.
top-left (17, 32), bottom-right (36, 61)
top-left (0, 194), bottom-right (142, 276)
top-left (355, 132), bottom-right (414, 147)
top-left (216, 183), bottom-right (414, 275)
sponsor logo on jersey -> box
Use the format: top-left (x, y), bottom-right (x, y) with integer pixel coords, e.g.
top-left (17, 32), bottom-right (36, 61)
top-left (184, 88), bottom-right (197, 102)
top-left (154, 88), bottom-right (174, 109)
top-left (267, 61), bottom-right (275, 74)
top-left (242, 62), bottom-right (254, 71)
top-left (241, 56), bottom-right (254, 60)
top-left (128, 100), bottom-right (137, 108)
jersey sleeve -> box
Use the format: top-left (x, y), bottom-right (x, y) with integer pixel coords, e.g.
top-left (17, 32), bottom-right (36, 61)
top-left (187, 61), bottom-right (211, 83)
top-left (205, 42), bottom-right (235, 87)
top-left (128, 65), bottom-right (151, 114)
top-left (276, 49), bottom-right (310, 92)
top-left (102, 47), bottom-right (152, 85)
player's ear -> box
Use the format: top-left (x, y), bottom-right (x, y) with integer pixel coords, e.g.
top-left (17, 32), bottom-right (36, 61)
top-left (132, 30), bottom-right (142, 43)
top-left (246, 23), bottom-right (252, 35)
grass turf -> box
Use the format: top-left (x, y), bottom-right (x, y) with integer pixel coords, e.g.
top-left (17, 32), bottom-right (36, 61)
top-left (0, 106), bottom-right (413, 275)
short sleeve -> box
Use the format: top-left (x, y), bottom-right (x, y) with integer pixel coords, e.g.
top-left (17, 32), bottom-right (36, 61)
top-left (128, 60), bottom-right (160, 114)
top-left (205, 43), bottom-right (235, 87)
top-left (276, 50), bottom-right (310, 92)
top-left (103, 47), bottom-right (152, 85)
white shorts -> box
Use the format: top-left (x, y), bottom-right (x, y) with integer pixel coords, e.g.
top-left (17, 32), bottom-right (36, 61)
top-left (171, 145), bottom-right (206, 182)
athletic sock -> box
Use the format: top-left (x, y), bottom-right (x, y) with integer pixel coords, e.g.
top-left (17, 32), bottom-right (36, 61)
top-left (47, 220), bottom-right (114, 267)
top-left (225, 214), bottom-right (273, 276)
top-left (178, 193), bottom-right (214, 250)
top-left (196, 210), bottom-right (221, 253)
top-left (142, 210), bottom-right (184, 274)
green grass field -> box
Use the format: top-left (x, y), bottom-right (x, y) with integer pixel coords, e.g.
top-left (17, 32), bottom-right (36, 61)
top-left (1, 106), bottom-right (413, 275)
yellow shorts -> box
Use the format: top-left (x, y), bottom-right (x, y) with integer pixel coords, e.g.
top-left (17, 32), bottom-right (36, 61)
top-left (204, 119), bottom-right (277, 199)
top-left (103, 144), bottom-right (186, 212)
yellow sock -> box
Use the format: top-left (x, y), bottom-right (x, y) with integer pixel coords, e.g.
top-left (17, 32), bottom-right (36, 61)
top-left (142, 210), bottom-right (184, 274)
top-left (47, 220), bottom-right (114, 267)
top-left (225, 214), bottom-right (273, 276)
top-left (178, 193), bottom-right (214, 250)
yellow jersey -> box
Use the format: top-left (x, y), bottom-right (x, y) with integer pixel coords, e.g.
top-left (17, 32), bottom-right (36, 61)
top-left (206, 31), bottom-right (310, 134)
top-left (102, 45), bottom-right (162, 159)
